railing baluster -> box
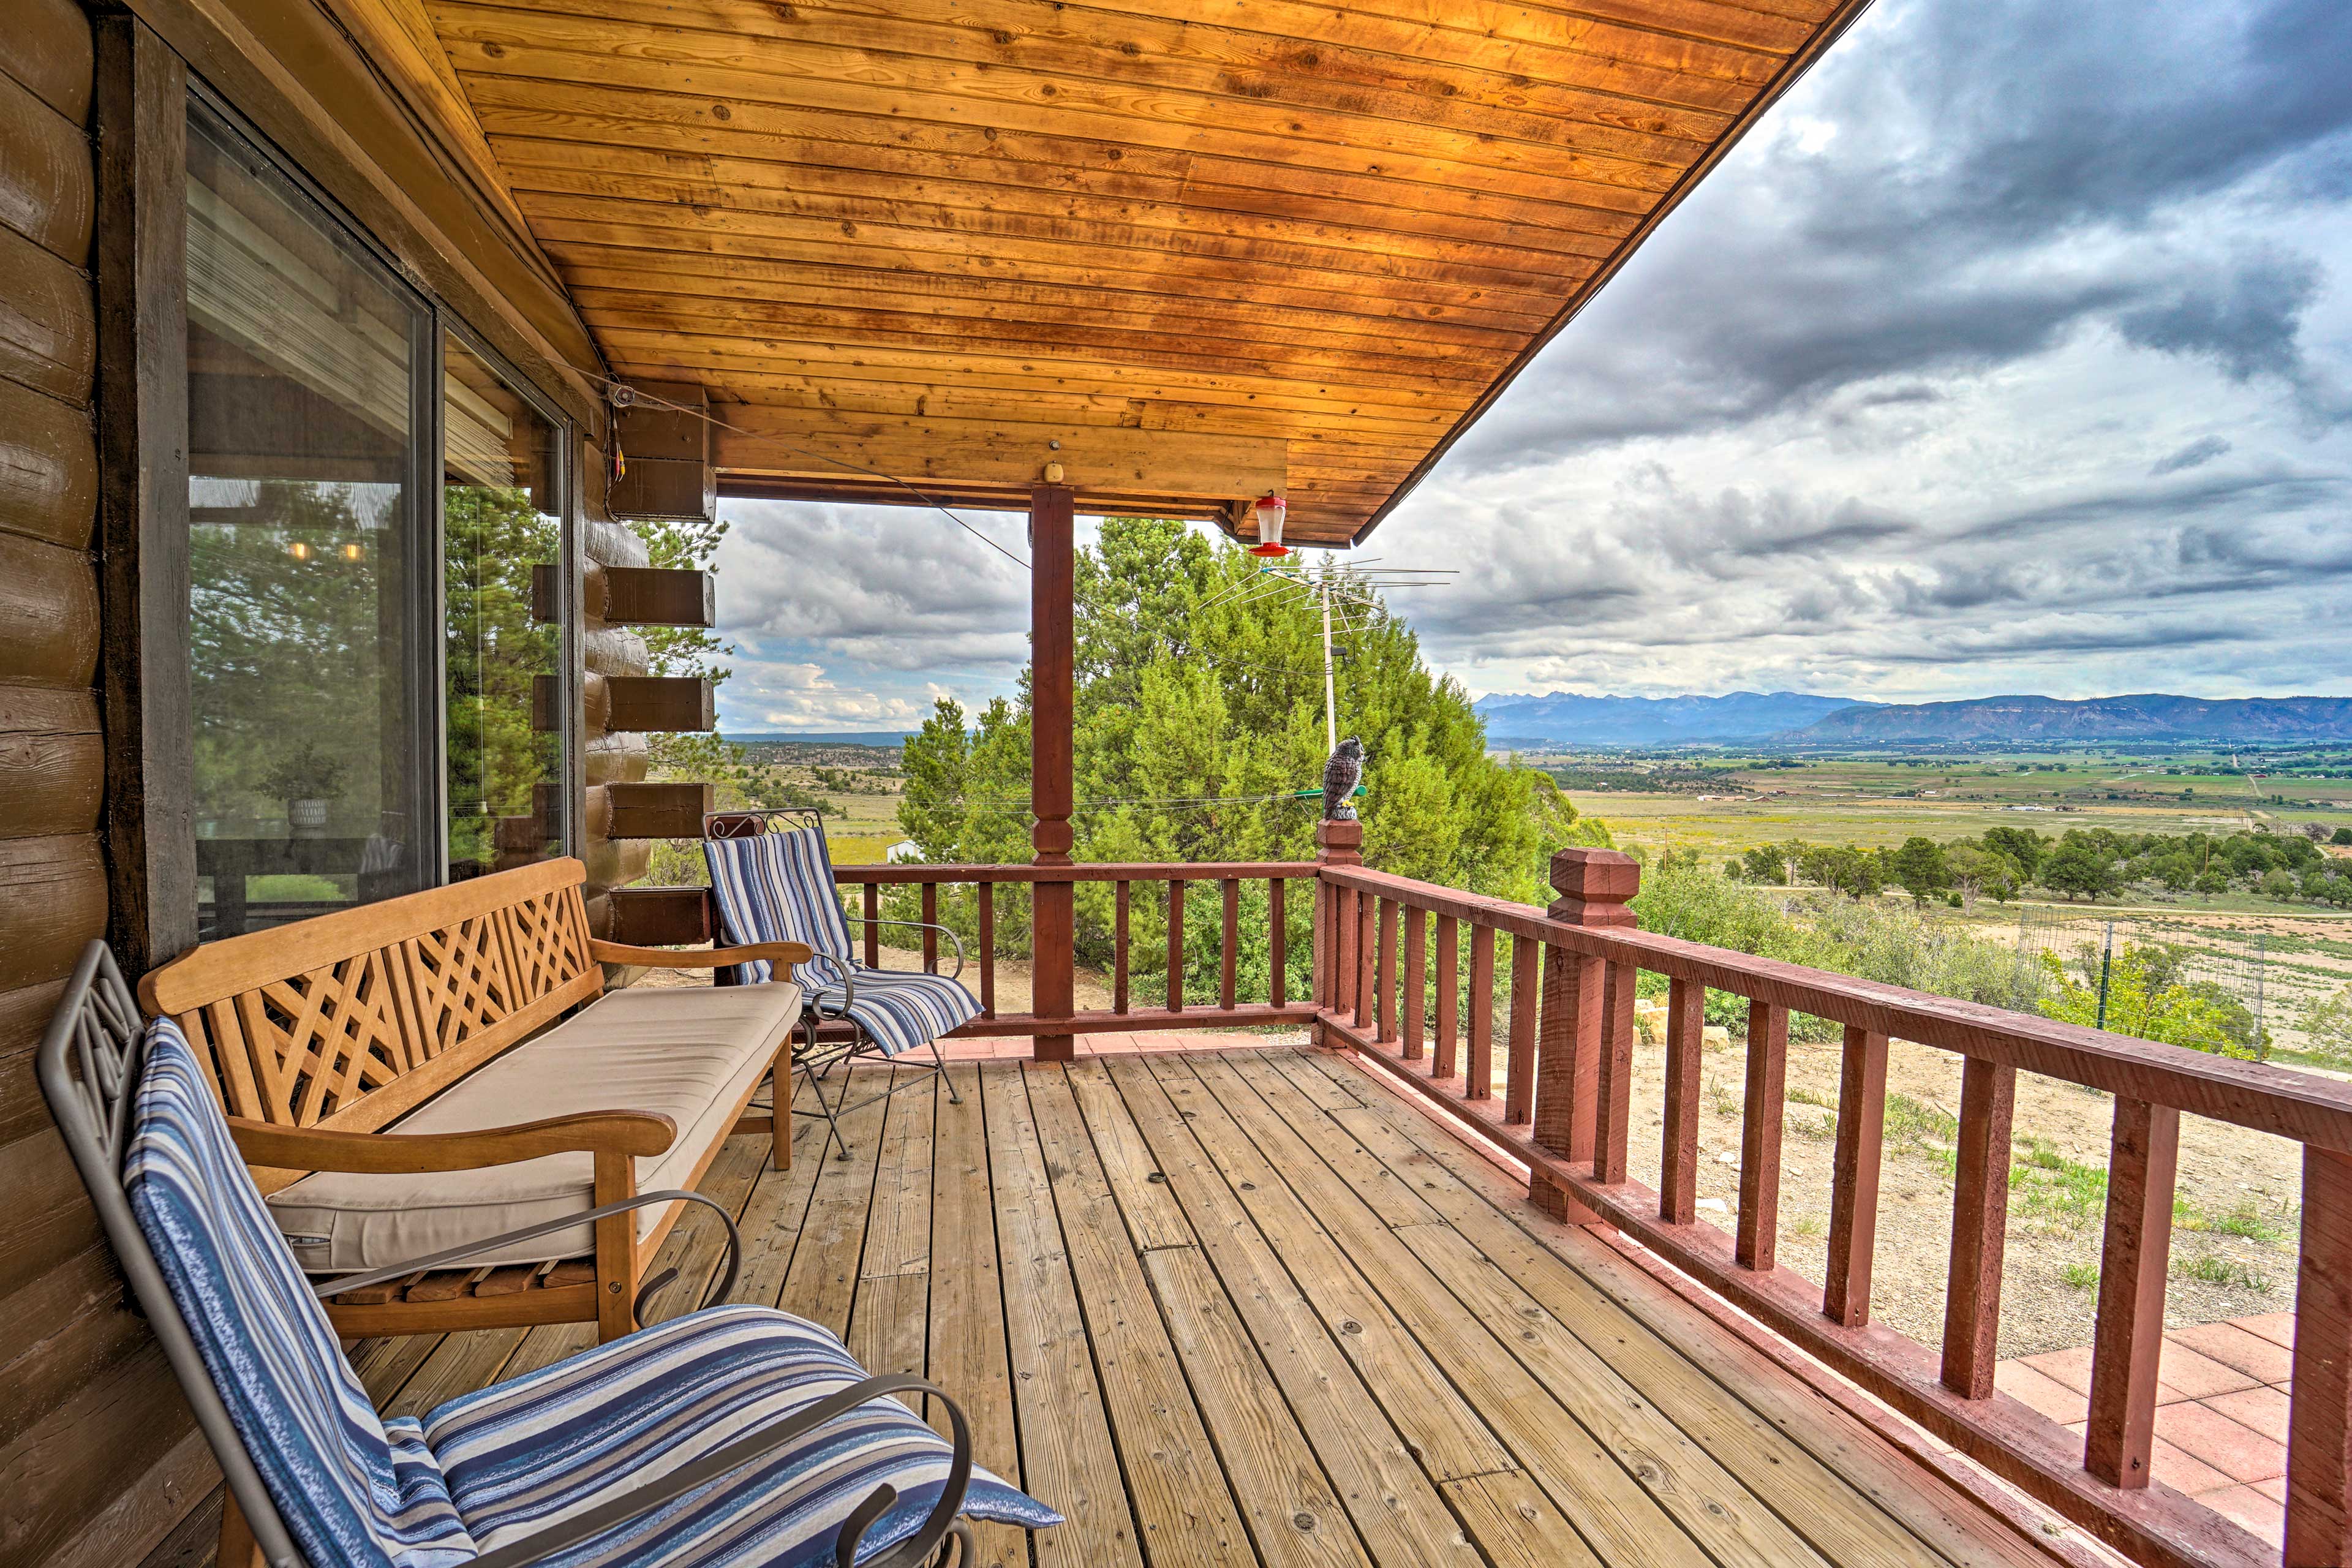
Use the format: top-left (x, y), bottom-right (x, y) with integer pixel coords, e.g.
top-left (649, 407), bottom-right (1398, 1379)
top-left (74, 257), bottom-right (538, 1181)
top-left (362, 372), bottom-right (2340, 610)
top-left (976, 883), bottom-right (997, 1019)
top-left (1434, 916), bottom-right (1458, 1082)
top-left (1113, 880), bottom-right (1130, 1015)
top-left (1823, 1026), bottom-right (1888, 1327)
top-left (1221, 878), bottom-right (1240, 1009)
top-left (2084, 1097), bottom-right (2179, 1488)
top-left (1737, 1000), bottom-right (1787, 1271)
top-left (1355, 889), bottom-right (1376, 1031)
top-left (1940, 1056), bottom-right (2016, 1398)
top-left (2288, 1147), bottom-right (2352, 1562)
top-left (1466, 924), bottom-right (1496, 1101)
top-left (862, 883), bottom-right (880, 968)
top-left (1268, 879), bottom-right (1286, 1008)
top-left (921, 883), bottom-right (938, 973)
top-left (1376, 898), bottom-right (1399, 1043)
top-left (1401, 907), bottom-right (1426, 1061)
top-left (1167, 878), bottom-right (1186, 1013)
top-left (1593, 959), bottom-right (1636, 1177)
top-left (1505, 934), bottom-right (1540, 1125)
top-left (1534, 947), bottom-right (1600, 1180)
top-left (1333, 884), bottom-right (1359, 1023)
top-left (1659, 977), bottom-right (1704, 1224)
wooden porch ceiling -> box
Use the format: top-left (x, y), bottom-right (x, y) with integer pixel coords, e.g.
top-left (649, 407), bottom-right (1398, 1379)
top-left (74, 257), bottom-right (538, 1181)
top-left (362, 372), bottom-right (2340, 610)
top-left (339, 0), bottom-right (1872, 543)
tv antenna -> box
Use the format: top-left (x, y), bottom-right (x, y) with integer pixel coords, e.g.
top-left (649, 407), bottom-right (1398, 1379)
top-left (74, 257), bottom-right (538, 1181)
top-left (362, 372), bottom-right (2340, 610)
top-left (1196, 554), bottom-right (1456, 751)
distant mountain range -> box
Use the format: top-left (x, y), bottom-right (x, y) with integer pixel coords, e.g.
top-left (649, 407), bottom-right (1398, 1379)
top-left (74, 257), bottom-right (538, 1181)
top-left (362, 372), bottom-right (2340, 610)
top-left (1781, 694), bottom-right (2352, 747)
top-left (1474, 690), bottom-right (1875, 748)
top-left (1474, 690), bottom-right (2352, 750)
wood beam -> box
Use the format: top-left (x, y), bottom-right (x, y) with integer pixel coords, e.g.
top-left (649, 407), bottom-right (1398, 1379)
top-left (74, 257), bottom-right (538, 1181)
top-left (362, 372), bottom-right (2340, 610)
top-left (1030, 481), bottom-right (1076, 1063)
top-left (714, 406), bottom-right (1286, 507)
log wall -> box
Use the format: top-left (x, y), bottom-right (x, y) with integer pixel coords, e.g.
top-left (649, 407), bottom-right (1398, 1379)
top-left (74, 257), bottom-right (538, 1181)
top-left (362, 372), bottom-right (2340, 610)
top-left (0, 8), bottom-right (216, 1567)
top-left (579, 437), bottom-right (657, 937)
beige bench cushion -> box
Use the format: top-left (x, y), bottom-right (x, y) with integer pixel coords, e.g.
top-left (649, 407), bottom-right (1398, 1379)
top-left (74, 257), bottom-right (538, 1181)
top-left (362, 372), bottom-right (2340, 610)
top-left (271, 981), bottom-right (801, 1272)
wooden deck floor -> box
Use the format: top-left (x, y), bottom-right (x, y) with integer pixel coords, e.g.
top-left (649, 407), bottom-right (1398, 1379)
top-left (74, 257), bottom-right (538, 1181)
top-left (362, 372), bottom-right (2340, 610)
top-left (350, 1047), bottom-right (2067, 1568)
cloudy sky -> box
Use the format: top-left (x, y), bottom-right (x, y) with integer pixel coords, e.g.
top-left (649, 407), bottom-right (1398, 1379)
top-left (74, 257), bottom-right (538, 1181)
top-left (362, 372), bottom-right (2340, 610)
top-left (711, 0), bottom-right (2352, 734)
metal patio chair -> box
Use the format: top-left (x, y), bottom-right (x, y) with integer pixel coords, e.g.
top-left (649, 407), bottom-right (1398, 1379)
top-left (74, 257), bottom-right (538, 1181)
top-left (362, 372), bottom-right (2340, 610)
top-left (39, 941), bottom-right (1058, 1568)
top-left (704, 809), bottom-right (982, 1162)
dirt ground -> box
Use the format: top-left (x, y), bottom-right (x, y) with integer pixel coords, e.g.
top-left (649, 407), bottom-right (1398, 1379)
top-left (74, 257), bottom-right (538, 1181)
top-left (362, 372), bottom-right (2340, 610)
top-left (1609, 1023), bottom-right (2309, 1359)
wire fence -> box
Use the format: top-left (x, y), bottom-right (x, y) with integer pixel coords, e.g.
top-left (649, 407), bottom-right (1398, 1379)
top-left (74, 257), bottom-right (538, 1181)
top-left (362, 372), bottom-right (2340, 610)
top-left (2005, 906), bottom-right (2289, 1048)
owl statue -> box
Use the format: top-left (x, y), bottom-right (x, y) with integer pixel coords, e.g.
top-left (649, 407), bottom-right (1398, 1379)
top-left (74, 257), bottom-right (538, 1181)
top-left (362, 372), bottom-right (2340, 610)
top-left (1322, 737), bottom-right (1366, 821)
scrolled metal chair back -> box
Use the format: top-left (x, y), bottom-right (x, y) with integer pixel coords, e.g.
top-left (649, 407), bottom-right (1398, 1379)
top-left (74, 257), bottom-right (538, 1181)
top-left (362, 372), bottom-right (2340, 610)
top-left (37, 941), bottom-right (310, 1568)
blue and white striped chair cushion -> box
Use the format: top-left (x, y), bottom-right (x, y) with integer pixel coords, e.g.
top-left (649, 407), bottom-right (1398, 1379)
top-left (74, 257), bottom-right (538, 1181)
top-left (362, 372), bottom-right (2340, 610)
top-left (812, 970), bottom-right (982, 1060)
top-left (425, 1304), bottom-right (1060, 1566)
top-left (126, 1020), bottom-right (477, 1568)
top-left (704, 829), bottom-right (854, 989)
top-left (705, 829), bottom-right (982, 1058)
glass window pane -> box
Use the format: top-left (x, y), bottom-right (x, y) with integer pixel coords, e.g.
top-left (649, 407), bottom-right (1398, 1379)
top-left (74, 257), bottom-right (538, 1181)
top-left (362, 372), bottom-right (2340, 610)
top-left (186, 104), bottom-right (431, 938)
top-left (443, 335), bottom-right (565, 877)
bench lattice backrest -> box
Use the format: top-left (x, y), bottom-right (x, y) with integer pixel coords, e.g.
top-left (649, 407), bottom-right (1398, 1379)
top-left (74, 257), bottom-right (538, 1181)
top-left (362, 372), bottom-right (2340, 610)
top-left (140, 859), bottom-right (598, 1191)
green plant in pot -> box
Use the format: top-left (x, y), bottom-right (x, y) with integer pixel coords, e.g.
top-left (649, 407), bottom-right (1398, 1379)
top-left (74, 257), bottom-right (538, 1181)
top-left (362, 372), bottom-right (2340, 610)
top-left (258, 742), bottom-right (350, 835)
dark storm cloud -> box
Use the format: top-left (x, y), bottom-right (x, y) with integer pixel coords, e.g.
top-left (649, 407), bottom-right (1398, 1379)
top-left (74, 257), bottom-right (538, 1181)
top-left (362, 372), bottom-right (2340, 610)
top-left (1444, 0), bottom-right (2352, 470)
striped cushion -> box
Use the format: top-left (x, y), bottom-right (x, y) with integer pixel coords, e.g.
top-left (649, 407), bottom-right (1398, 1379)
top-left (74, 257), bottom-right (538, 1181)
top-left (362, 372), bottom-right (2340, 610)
top-left (705, 827), bottom-right (982, 1057)
top-left (425, 1305), bottom-right (1060, 1566)
top-left (126, 1020), bottom-right (475, 1568)
top-left (812, 969), bottom-right (982, 1060)
top-left (704, 828), bottom-right (854, 988)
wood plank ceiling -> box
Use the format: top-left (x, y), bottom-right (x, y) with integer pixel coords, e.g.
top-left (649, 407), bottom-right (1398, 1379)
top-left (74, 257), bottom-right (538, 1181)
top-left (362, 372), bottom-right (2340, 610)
top-left (369, 0), bottom-right (1872, 543)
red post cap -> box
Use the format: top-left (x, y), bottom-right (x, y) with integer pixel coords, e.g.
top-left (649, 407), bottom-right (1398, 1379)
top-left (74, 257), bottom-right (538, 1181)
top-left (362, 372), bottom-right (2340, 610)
top-left (1548, 846), bottom-right (1641, 928)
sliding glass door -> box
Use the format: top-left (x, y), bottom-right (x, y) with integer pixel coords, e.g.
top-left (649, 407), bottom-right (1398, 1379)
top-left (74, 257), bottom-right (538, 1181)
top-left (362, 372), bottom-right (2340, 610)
top-left (185, 100), bottom-right (436, 937)
top-left (182, 95), bottom-right (572, 936)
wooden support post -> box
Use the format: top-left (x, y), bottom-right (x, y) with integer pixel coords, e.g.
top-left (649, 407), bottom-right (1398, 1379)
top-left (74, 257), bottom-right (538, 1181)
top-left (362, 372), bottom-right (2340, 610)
top-left (1942, 1057), bottom-right (2017, 1399)
top-left (1593, 960), bottom-right (1636, 1178)
top-left (1737, 1000), bottom-right (1787, 1271)
top-left (921, 883), bottom-right (938, 973)
top-left (2288, 1146), bottom-right (2352, 1563)
top-left (1028, 483), bottom-right (1076, 1062)
top-left (1434, 917), bottom-right (1458, 1081)
top-left (2085, 1098), bottom-right (2179, 1489)
top-left (1823, 1027), bottom-right (1889, 1328)
top-left (593, 1150), bottom-right (638, 1343)
top-left (1504, 935), bottom-right (1540, 1126)
top-left (1401, 908), bottom-right (1426, 1061)
top-left (1531, 848), bottom-right (1639, 1223)
top-left (1314, 821), bottom-right (1360, 1047)
top-left (1659, 977), bottom-right (1705, 1225)
top-left (1376, 897), bottom-right (1398, 1042)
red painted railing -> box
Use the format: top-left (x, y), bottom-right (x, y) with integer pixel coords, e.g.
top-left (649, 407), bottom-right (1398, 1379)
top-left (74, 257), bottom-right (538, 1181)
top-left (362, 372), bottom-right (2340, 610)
top-left (1314, 842), bottom-right (2352, 1568)
top-left (827, 861), bottom-right (1319, 1039)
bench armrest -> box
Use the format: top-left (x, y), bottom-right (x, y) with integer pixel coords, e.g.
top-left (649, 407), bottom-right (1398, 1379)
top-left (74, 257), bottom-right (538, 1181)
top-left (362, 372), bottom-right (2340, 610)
top-left (226, 1109), bottom-right (678, 1173)
top-left (588, 939), bottom-right (814, 971)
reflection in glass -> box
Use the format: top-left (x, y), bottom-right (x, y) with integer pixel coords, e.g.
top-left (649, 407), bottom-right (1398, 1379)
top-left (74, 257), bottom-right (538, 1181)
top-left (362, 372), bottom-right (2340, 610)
top-left (185, 104), bottom-right (429, 937)
top-left (443, 336), bottom-right (564, 878)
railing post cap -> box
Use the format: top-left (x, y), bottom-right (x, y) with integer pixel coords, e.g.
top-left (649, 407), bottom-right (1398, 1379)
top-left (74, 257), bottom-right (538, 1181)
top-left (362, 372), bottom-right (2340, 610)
top-left (1549, 847), bottom-right (1640, 927)
top-left (1316, 821), bottom-right (1363, 865)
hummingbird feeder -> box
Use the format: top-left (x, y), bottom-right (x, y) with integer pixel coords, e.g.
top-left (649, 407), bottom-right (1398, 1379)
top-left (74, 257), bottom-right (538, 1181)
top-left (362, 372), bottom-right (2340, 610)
top-left (1249, 492), bottom-right (1289, 557)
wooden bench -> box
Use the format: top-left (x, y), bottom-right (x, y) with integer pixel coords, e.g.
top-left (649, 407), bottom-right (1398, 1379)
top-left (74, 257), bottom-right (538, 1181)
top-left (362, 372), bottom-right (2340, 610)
top-left (139, 858), bottom-right (810, 1342)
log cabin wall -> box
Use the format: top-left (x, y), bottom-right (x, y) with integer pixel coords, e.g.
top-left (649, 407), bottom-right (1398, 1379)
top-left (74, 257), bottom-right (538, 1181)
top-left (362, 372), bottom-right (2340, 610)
top-left (0, 5), bottom-right (220, 1566)
top-left (581, 439), bottom-right (658, 937)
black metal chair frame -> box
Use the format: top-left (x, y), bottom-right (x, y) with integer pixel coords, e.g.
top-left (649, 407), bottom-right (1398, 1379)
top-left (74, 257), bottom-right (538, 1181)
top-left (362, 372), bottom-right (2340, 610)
top-left (38, 940), bottom-right (978, 1568)
top-left (704, 806), bottom-right (970, 1162)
